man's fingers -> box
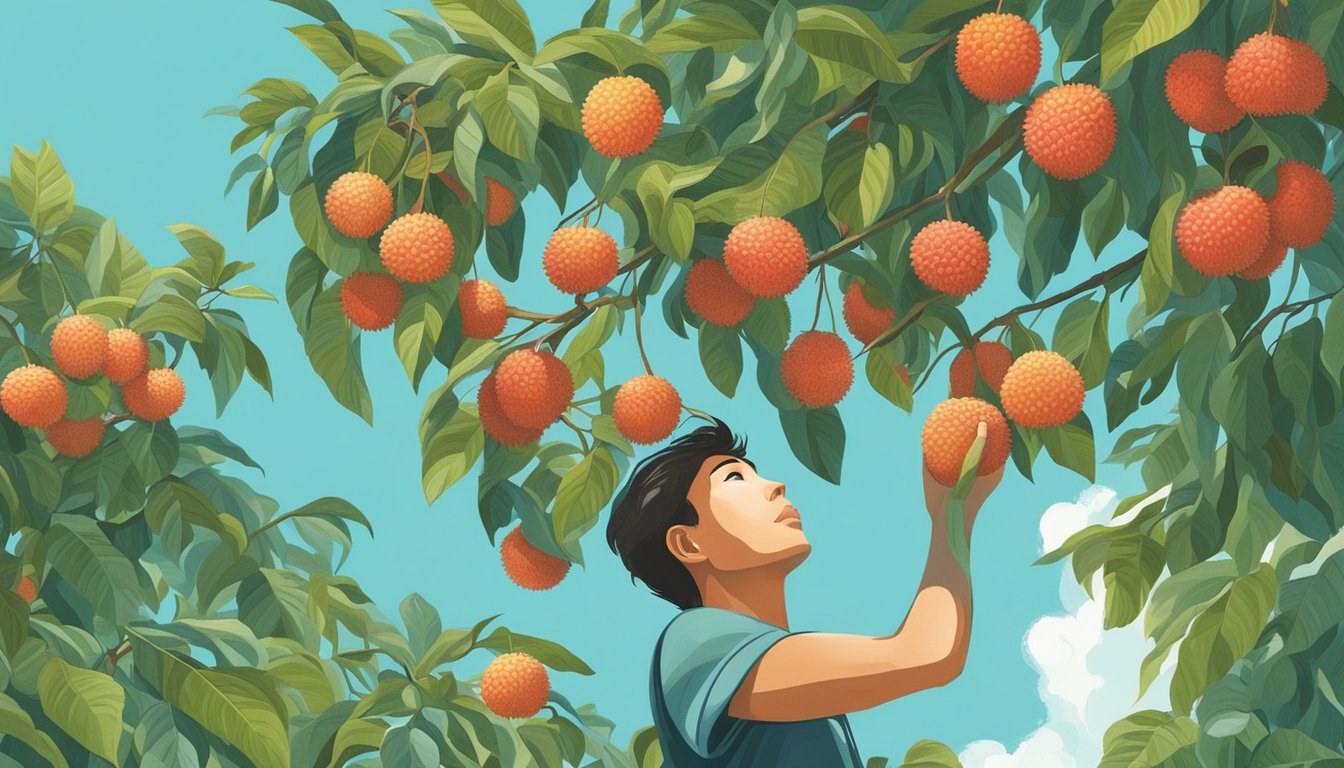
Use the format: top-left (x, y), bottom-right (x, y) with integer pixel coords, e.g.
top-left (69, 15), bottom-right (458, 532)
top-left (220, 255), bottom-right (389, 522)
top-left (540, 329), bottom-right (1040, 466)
top-left (976, 420), bottom-right (987, 439)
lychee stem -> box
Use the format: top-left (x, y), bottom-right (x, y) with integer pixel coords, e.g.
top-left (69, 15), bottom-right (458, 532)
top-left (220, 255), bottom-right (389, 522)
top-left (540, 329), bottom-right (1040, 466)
top-left (404, 86), bottom-right (432, 215)
top-left (0, 314), bottom-right (31, 364)
top-left (632, 265), bottom-right (654, 376)
top-left (560, 413), bottom-right (590, 453)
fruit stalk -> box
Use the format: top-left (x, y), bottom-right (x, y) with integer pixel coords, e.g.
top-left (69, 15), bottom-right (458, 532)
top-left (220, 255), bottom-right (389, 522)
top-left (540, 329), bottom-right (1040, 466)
top-left (0, 313), bottom-right (31, 364)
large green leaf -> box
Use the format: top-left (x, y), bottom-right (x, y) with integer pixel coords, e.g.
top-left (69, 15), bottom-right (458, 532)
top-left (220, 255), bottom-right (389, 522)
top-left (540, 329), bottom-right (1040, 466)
top-left (794, 7), bottom-right (929, 84)
top-left (1246, 729), bottom-right (1344, 767)
top-left (475, 627), bottom-right (594, 674)
top-left (431, 0), bottom-right (536, 62)
top-left (304, 286), bottom-right (374, 424)
top-left (1170, 565), bottom-right (1278, 715)
top-left (420, 396), bottom-right (484, 503)
top-left (1098, 710), bottom-right (1198, 768)
top-left (1101, 0), bottom-right (1209, 86)
top-left (779, 405), bottom-right (845, 484)
top-left (10, 142), bottom-right (75, 233)
top-left (46, 513), bottom-right (142, 625)
top-left (381, 723), bottom-right (439, 768)
top-left (699, 324), bottom-right (744, 397)
top-left (0, 691), bottom-right (69, 768)
top-left (37, 657), bottom-right (125, 763)
top-left (552, 446), bottom-right (620, 547)
top-left (1275, 549), bottom-right (1344, 653)
top-left (898, 739), bottom-right (963, 767)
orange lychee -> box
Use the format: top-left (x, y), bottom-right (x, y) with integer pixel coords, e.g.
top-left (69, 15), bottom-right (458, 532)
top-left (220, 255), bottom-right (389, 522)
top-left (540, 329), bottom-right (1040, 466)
top-left (459, 279), bottom-right (508, 339)
top-left (339, 272), bottom-right (402, 331)
top-left (481, 652), bottom-right (550, 719)
top-left (1, 365), bottom-right (67, 428)
top-left (949, 341), bottom-right (1014, 398)
top-left (999, 350), bottom-right (1085, 429)
top-left (50, 315), bottom-right (107, 380)
top-left (842, 283), bottom-right (894, 346)
top-left (1024, 84), bottom-right (1117, 180)
top-left (921, 398), bottom-right (1012, 487)
top-left (723, 217), bottom-right (808, 298)
top-left (323, 171), bottom-right (394, 239)
top-left (614, 374), bottom-right (682, 445)
top-left (685, 259), bottom-right (755, 328)
top-left (500, 527), bottom-right (570, 591)
top-left (121, 368), bottom-right (185, 422)
top-left (1226, 34), bottom-right (1326, 116)
top-left (380, 212), bottom-right (454, 283)
top-left (1267, 161), bottom-right (1335, 249)
top-left (44, 417), bottom-right (105, 458)
top-left (486, 179), bottom-right (516, 227)
top-left (1286, 38), bottom-right (1328, 115)
top-left (543, 226), bottom-right (619, 295)
top-left (102, 328), bottom-right (148, 384)
top-left (1175, 186), bottom-right (1269, 276)
top-left (780, 331), bottom-right (853, 408)
top-left (582, 76), bottom-right (664, 158)
top-left (494, 349), bottom-right (574, 430)
top-left (478, 372), bottom-right (544, 447)
top-left (910, 220), bottom-right (990, 296)
top-left (1237, 241), bottom-right (1289, 281)
top-left (955, 13), bottom-right (1041, 103)
top-left (1164, 51), bottom-right (1244, 134)
top-left (16, 576), bottom-right (36, 604)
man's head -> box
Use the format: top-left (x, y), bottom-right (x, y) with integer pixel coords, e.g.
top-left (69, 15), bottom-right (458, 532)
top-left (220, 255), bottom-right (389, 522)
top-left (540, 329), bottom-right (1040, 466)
top-left (606, 418), bottom-right (810, 609)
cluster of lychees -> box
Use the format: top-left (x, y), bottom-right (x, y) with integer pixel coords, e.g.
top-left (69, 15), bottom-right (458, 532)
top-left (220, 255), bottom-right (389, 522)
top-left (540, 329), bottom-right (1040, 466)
top-left (1, 317), bottom-right (181, 459)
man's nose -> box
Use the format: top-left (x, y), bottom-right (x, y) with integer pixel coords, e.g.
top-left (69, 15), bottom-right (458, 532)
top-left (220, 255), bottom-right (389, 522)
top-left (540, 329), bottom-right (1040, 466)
top-left (766, 481), bottom-right (785, 501)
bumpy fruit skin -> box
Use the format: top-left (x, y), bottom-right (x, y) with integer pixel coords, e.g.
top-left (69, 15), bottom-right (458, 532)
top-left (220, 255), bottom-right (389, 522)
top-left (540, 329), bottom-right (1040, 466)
top-left (44, 417), bottom-right (105, 458)
top-left (842, 283), bottom-right (894, 346)
top-left (543, 227), bottom-right (619, 294)
top-left (1, 365), bottom-right (67, 428)
top-left (921, 398), bottom-right (1011, 487)
top-left (949, 341), bottom-right (1014, 397)
top-left (780, 331), bottom-right (853, 408)
top-left (1024, 84), bottom-right (1117, 180)
top-left (459, 279), bottom-right (508, 339)
top-left (500, 527), bottom-right (570, 591)
top-left (323, 172), bottom-right (394, 239)
top-left (16, 576), bottom-right (36, 604)
top-left (121, 368), bottom-right (185, 422)
top-left (1268, 161), bottom-right (1335, 249)
top-left (339, 272), bottom-right (402, 331)
top-left (1238, 241), bottom-right (1289, 281)
top-left (481, 652), bottom-right (550, 719)
top-left (380, 212), bottom-right (454, 283)
top-left (910, 220), bottom-right (990, 295)
top-left (486, 179), bottom-right (516, 227)
top-left (1226, 34), bottom-right (1326, 116)
top-left (723, 217), bottom-right (808, 298)
top-left (478, 373), bottom-right (544, 447)
top-left (102, 328), bottom-right (149, 384)
top-left (955, 13), bottom-right (1041, 103)
top-left (614, 375), bottom-right (682, 445)
top-left (685, 259), bottom-right (755, 327)
top-left (495, 350), bottom-right (574, 430)
top-left (582, 76), bottom-right (664, 158)
top-left (1164, 51), bottom-right (1244, 134)
top-left (999, 351), bottom-right (1085, 429)
top-left (51, 315), bottom-right (108, 380)
top-left (1175, 186), bottom-right (1270, 276)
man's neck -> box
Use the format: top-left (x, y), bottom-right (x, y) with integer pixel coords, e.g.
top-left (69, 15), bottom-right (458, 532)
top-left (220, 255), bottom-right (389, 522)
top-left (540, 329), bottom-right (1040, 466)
top-left (696, 566), bottom-right (791, 629)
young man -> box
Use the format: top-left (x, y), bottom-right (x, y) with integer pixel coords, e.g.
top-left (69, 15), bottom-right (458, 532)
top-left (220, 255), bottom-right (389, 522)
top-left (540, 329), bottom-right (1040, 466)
top-left (606, 418), bottom-right (1002, 767)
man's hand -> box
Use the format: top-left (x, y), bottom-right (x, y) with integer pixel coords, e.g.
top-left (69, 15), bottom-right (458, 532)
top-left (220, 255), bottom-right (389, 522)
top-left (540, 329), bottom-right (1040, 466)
top-left (922, 421), bottom-right (1004, 530)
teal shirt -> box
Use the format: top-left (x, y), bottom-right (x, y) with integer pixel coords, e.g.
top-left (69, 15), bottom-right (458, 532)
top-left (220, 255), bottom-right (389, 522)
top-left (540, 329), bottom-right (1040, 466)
top-left (650, 607), bottom-right (864, 767)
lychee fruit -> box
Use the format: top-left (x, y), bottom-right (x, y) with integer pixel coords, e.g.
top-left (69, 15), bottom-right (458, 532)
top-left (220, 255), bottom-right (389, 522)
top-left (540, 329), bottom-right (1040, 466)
top-left (481, 652), bottom-right (550, 719)
top-left (1237, 241), bottom-right (1289, 281)
top-left (1225, 34), bottom-right (1326, 116)
top-left (323, 171), bottom-right (394, 239)
top-left (949, 341), bottom-right (1014, 397)
top-left (1164, 51), bottom-right (1244, 134)
top-left (848, 115), bottom-right (870, 132)
top-left (339, 272), bottom-right (402, 331)
top-left (723, 217), bottom-right (809, 298)
top-left (16, 576), bottom-right (36, 604)
top-left (685, 259), bottom-right (755, 327)
top-left (494, 349), bottom-right (574, 430)
top-left (543, 227), bottom-right (619, 295)
top-left (1, 365), bottom-right (67, 428)
top-left (436, 171), bottom-right (471, 204)
top-left (380, 212), bottom-right (454, 283)
top-left (1175, 186), bottom-right (1270, 276)
top-left (999, 350), bottom-right (1085, 429)
top-left (780, 331), bottom-right (853, 408)
top-left (1024, 84), bottom-right (1117, 180)
top-left (121, 368), bottom-right (185, 422)
top-left (842, 283), bottom-right (894, 346)
top-left (582, 76), bottom-right (664, 158)
top-left (1267, 161), bottom-right (1335, 249)
top-left (459, 279), bottom-right (508, 339)
top-left (614, 374), bottom-right (682, 444)
top-left (501, 527), bottom-right (570, 591)
top-left (478, 372), bottom-right (544, 447)
top-left (921, 398), bottom-right (1012, 487)
top-left (486, 179), bottom-right (516, 227)
top-left (102, 328), bottom-right (148, 384)
top-left (955, 13), bottom-right (1041, 103)
top-left (910, 220), bottom-right (990, 295)
top-left (50, 315), bottom-right (107, 380)
top-left (44, 417), bottom-right (105, 458)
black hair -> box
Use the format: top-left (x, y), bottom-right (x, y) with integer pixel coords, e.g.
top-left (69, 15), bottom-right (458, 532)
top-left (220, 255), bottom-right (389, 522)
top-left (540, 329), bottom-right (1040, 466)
top-left (606, 417), bottom-right (748, 609)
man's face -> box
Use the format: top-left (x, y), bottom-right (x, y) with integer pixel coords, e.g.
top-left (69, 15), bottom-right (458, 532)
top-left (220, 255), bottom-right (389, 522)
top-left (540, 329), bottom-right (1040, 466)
top-left (674, 454), bottom-right (811, 572)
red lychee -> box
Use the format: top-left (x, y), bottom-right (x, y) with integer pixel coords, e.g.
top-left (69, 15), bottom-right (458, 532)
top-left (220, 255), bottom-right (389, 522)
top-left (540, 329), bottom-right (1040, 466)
top-left (1175, 186), bottom-right (1270, 276)
top-left (780, 331), bottom-right (853, 408)
top-left (1023, 84), bottom-right (1117, 180)
top-left (955, 13), bottom-right (1041, 103)
top-left (910, 220), bottom-right (990, 296)
top-left (339, 272), bottom-right (403, 331)
top-left (722, 217), bottom-right (808, 298)
top-left (685, 259), bottom-right (755, 328)
top-left (1164, 50), bottom-right (1244, 134)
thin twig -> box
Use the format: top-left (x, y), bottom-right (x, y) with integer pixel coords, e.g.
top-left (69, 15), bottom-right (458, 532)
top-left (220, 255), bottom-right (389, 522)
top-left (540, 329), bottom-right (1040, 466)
top-left (971, 249), bottom-right (1148, 339)
top-left (632, 264), bottom-right (653, 375)
top-left (1233, 289), bottom-right (1340, 358)
top-left (0, 314), bottom-right (30, 364)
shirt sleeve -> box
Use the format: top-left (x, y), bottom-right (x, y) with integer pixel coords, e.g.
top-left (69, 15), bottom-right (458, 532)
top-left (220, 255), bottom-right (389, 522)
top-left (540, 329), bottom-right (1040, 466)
top-left (657, 609), bottom-right (790, 758)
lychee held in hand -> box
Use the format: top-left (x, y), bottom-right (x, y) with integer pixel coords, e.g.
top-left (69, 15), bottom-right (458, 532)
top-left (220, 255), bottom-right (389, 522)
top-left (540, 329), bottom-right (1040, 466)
top-left (921, 398), bottom-right (1011, 487)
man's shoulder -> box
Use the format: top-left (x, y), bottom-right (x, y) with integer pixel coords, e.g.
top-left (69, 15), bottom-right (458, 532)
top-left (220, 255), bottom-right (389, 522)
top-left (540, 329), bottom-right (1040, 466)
top-left (657, 607), bottom-right (787, 666)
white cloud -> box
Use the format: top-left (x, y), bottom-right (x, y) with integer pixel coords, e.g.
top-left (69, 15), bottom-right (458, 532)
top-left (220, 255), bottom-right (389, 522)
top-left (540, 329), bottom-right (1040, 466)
top-left (958, 485), bottom-right (1175, 768)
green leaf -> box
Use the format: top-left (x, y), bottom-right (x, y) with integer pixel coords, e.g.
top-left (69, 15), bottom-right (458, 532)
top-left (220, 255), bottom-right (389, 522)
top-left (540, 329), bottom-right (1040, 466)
top-left (46, 513), bottom-right (141, 625)
top-left (473, 68), bottom-right (540, 162)
top-left (381, 724), bottom-right (439, 768)
top-left (86, 218), bottom-right (152, 301)
top-left (699, 325), bottom-right (743, 397)
top-left (0, 691), bottom-right (69, 768)
top-left (534, 28), bottom-right (667, 77)
top-left (858, 142), bottom-right (895, 228)
top-left (1276, 549), bottom-right (1344, 653)
top-left (475, 627), bottom-right (594, 674)
top-left (1101, 0), bottom-right (1209, 86)
top-left (779, 405), bottom-right (845, 484)
top-left (1040, 420), bottom-right (1097, 482)
top-left (1052, 297), bottom-right (1111, 389)
top-left (661, 199), bottom-right (696, 262)
top-left (1210, 338), bottom-right (1271, 454)
top-left (146, 479), bottom-right (248, 555)
top-left (1101, 527), bottom-right (1164, 628)
top-left (1098, 710), bottom-right (1198, 768)
top-left (37, 657), bottom-right (125, 763)
top-left (130, 293), bottom-right (208, 343)
top-left (552, 446), bottom-right (620, 547)
top-left (1170, 565), bottom-right (1278, 715)
top-left (898, 739), bottom-right (963, 767)
top-left (1247, 729), bottom-right (1344, 767)
top-left (694, 127), bottom-right (827, 223)
top-left (304, 286), bottom-right (374, 424)
top-left (415, 615), bottom-right (499, 676)
top-left (10, 141), bottom-right (75, 233)
top-left (794, 7), bottom-right (927, 83)
top-left (865, 346), bottom-right (913, 412)
top-left (247, 168), bottom-right (279, 230)
top-left (1082, 178), bottom-right (1126, 257)
top-left (431, 0), bottom-right (536, 62)
top-left (288, 24), bottom-right (357, 74)
top-left (646, 7), bottom-right (759, 54)
top-left (1142, 178), bottom-right (1185, 314)
top-left (421, 401), bottom-right (485, 503)
top-left (580, 0), bottom-right (609, 27)
top-left (238, 568), bottom-right (320, 646)
top-left (168, 224), bottom-right (226, 286)
top-left (395, 281), bottom-right (454, 391)
top-left (251, 496), bottom-right (373, 543)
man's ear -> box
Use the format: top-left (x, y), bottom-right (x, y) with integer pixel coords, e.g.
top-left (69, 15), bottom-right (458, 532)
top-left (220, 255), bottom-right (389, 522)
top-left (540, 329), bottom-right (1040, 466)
top-left (666, 525), bottom-right (706, 565)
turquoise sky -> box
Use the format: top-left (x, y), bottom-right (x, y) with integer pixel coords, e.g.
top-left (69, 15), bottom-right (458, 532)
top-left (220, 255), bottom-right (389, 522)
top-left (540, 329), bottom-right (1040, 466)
top-left (0, 0), bottom-right (1180, 759)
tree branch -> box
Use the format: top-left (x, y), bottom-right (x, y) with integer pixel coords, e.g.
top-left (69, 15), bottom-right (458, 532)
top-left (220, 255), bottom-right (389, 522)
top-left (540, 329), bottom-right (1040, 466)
top-left (1232, 289), bottom-right (1340, 358)
top-left (972, 249), bottom-right (1149, 339)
